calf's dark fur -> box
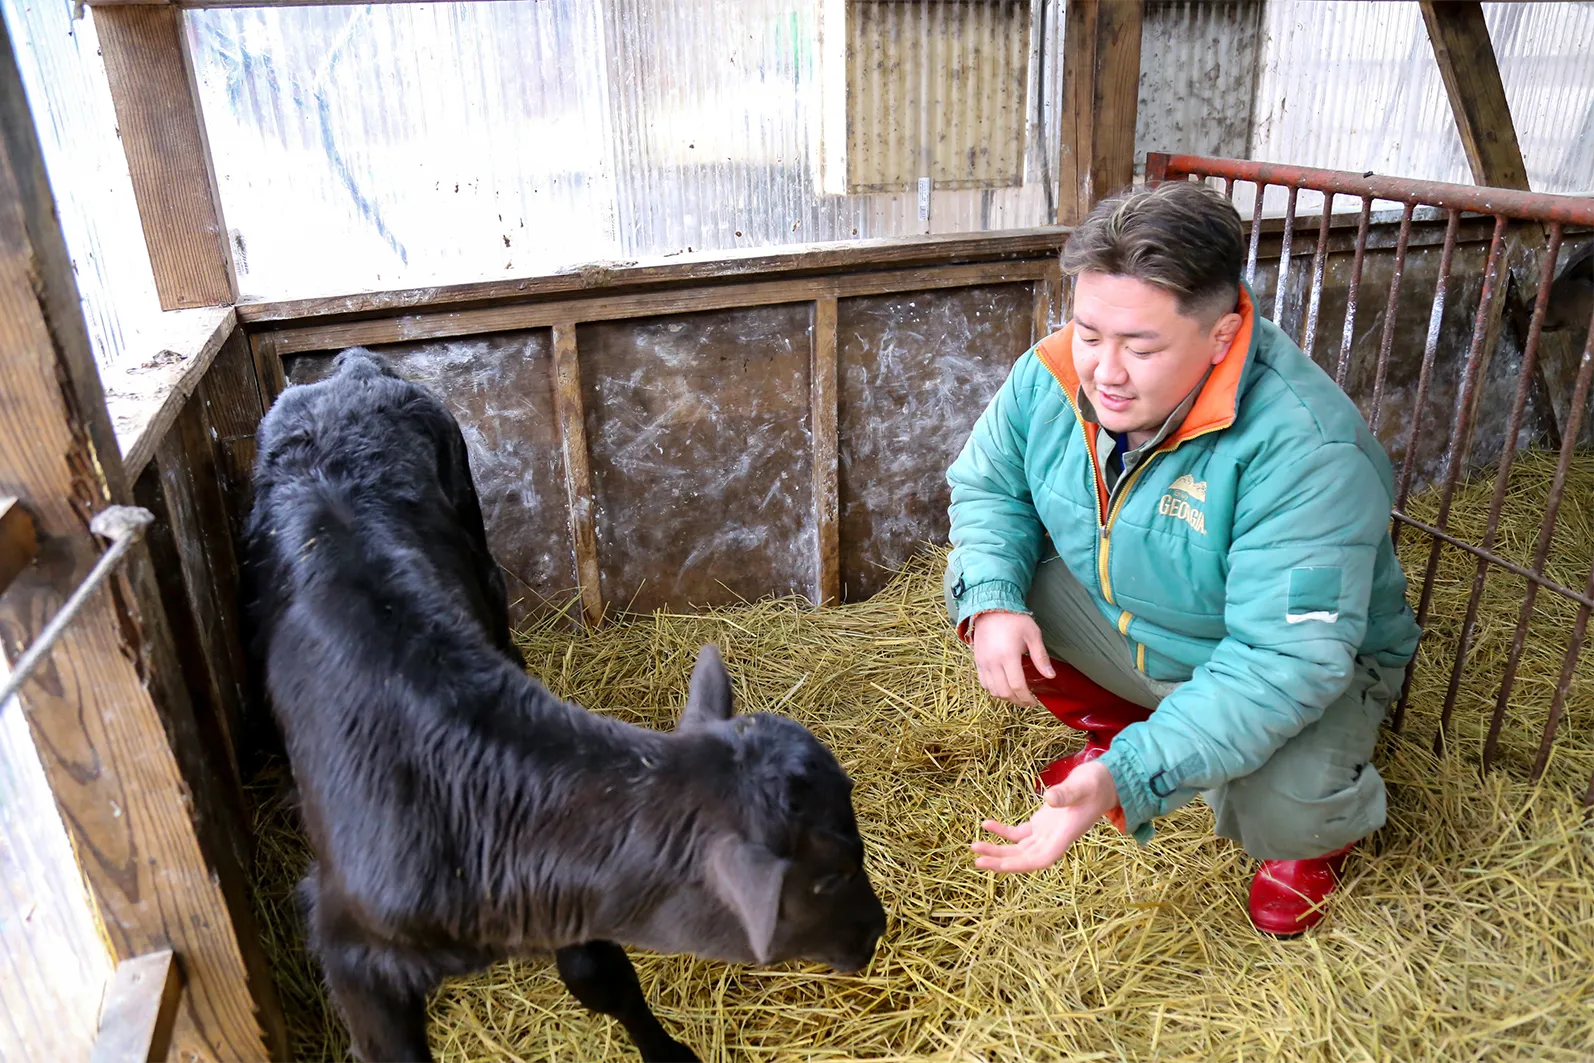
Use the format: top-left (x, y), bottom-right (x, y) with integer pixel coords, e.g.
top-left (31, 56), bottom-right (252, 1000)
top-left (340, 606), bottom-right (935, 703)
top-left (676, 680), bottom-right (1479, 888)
top-left (242, 350), bottom-right (886, 1061)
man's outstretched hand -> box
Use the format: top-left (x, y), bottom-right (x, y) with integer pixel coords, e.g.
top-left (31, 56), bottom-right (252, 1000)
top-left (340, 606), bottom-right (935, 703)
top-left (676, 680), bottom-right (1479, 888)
top-left (971, 761), bottom-right (1119, 873)
top-left (971, 611), bottom-right (1055, 706)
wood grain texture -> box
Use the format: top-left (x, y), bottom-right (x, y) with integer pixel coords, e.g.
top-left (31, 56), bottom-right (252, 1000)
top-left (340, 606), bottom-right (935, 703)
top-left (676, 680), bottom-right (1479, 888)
top-left (236, 227), bottom-right (1072, 324)
top-left (253, 261), bottom-right (1051, 359)
top-left (285, 331), bottom-right (576, 621)
top-left (0, 496), bottom-right (37, 597)
top-left (0, 32), bottom-right (282, 1060)
top-left (552, 323), bottom-right (605, 626)
top-left (93, 5), bottom-right (235, 308)
top-left (838, 284), bottom-right (1032, 601)
top-left (90, 949), bottom-right (183, 1063)
top-left (102, 308), bottom-right (236, 482)
top-left (197, 328), bottom-right (267, 546)
top-left (579, 305), bottom-right (815, 614)
top-left (1419, 0), bottom-right (1531, 191)
top-left (1057, 0), bottom-right (1143, 225)
top-left (811, 298), bottom-right (840, 606)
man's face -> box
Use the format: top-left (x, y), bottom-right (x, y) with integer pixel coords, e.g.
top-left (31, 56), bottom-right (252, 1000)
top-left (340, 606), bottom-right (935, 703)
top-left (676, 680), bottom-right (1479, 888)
top-left (1070, 272), bottom-right (1243, 445)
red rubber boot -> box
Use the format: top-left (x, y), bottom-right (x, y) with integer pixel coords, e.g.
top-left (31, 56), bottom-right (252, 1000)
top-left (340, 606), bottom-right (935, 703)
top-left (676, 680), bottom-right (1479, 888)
top-left (1248, 843), bottom-right (1356, 937)
top-left (1022, 657), bottom-right (1153, 794)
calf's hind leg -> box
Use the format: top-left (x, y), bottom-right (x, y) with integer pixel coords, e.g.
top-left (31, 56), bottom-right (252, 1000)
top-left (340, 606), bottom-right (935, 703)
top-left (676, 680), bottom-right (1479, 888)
top-left (319, 941), bottom-right (436, 1063)
top-left (556, 940), bottom-right (699, 1062)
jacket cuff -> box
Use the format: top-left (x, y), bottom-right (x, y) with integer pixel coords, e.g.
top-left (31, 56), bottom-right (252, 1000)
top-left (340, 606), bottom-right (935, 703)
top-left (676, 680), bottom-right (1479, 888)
top-left (949, 579), bottom-right (1030, 639)
top-left (1096, 743), bottom-right (1158, 846)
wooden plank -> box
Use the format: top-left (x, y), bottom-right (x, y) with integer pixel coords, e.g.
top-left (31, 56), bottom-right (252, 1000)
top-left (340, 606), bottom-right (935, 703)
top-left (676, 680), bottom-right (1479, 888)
top-left (254, 260), bottom-right (1052, 359)
top-left (1057, 0), bottom-right (1144, 226)
top-left (0, 496), bottom-right (37, 597)
top-left (89, 950), bottom-right (183, 1063)
top-left (248, 331), bottom-right (286, 406)
top-left (838, 284), bottom-right (1033, 601)
top-left (103, 307), bottom-right (236, 482)
top-left (552, 323), bottom-right (604, 627)
top-left (578, 306), bottom-right (815, 614)
top-left (1419, 1), bottom-right (1530, 192)
top-left (0, 30), bottom-right (284, 1061)
top-left (1032, 261), bottom-right (1063, 344)
top-left (811, 298), bottom-right (840, 606)
top-left (93, 5), bottom-right (235, 309)
top-left (235, 227), bottom-right (1072, 324)
top-left (197, 328), bottom-right (267, 546)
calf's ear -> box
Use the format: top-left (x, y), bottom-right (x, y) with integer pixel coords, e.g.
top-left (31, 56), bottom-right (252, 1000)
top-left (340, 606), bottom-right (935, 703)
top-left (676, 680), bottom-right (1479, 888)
top-left (709, 837), bottom-right (790, 964)
top-left (678, 644), bottom-right (734, 731)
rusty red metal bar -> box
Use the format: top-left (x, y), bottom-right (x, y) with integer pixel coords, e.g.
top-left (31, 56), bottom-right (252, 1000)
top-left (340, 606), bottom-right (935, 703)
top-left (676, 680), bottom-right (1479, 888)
top-left (1147, 153), bottom-right (1594, 226)
top-left (1151, 153), bottom-right (1594, 799)
top-left (1444, 226), bottom-right (1564, 761)
top-left (1369, 202), bottom-right (1416, 434)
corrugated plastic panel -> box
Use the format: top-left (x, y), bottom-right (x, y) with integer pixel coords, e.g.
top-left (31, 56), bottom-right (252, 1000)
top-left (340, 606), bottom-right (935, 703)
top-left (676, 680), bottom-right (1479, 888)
top-left (1244, 0), bottom-right (1594, 218)
top-left (1135, 1), bottom-right (1265, 175)
top-left (185, 0), bottom-right (1067, 301)
top-left (5, 0), bottom-right (166, 368)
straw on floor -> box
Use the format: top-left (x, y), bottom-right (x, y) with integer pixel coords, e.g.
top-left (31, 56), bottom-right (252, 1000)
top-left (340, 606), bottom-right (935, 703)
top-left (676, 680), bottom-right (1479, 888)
top-left (249, 451), bottom-right (1594, 1062)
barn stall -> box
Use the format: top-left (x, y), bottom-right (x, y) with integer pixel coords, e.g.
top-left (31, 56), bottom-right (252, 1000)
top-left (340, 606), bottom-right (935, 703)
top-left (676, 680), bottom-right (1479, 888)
top-left (2, 1), bottom-right (1592, 1060)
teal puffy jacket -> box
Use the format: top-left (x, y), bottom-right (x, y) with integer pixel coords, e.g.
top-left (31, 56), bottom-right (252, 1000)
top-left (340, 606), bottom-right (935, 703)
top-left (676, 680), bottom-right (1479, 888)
top-left (945, 286), bottom-right (1421, 841)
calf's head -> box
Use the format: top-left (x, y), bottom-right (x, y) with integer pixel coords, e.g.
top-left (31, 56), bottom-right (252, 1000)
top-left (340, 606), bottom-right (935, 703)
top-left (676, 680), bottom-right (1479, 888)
top-left (673, 644), bottom-right (887, 974)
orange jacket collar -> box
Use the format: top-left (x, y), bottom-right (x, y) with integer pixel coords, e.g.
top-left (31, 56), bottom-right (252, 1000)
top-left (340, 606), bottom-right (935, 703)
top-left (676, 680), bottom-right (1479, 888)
top-left (1034, 285), bottom-right (1258, 447)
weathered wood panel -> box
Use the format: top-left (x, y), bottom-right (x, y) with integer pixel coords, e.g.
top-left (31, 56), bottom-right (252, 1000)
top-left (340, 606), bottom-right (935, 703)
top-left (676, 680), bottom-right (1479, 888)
top-left (837, 283), bottom-right (1032, 601)
top-left (0, 27), bottom-right (284, 1058)
top-left (198, 328), bottom-right (267, 545)
top-left (578, 305), bottom-right (816, 613)
top-left (284, 331), bottom-right (575, 617)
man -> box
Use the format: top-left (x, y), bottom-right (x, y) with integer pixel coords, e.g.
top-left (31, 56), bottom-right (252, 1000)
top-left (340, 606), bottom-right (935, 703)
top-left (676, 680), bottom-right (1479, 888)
top-left (943, 181), bottom-right (1421, 935)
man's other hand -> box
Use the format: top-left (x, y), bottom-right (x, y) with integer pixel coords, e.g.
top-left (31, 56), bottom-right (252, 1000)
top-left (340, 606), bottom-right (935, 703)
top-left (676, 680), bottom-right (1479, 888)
top-left (971, 611), bottom-right (1055, 706)
top-left (971, 762), bottom-right (1119, 873)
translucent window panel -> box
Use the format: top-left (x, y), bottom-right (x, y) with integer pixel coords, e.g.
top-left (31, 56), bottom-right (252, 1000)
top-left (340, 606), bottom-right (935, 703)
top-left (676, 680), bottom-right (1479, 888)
top-left (6, 0), bottom-right (166, 369)
top-left (183, 0), bottom-right (1065, 301)
top-left (1246, 0), bottom-right (1594, 219)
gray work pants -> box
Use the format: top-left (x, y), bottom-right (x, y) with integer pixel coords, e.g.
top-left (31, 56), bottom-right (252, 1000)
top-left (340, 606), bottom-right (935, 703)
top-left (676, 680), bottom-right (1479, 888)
top-left (949, 555), bottom-right (1391, 860)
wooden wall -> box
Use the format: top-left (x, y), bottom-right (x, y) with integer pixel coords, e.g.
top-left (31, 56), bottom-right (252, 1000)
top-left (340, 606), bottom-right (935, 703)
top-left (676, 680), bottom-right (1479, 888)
top-left (245, 231), bottom-right (1068, 619)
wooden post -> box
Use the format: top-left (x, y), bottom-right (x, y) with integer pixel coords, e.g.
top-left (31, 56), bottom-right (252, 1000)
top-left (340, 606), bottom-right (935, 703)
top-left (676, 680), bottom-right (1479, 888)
top-left (0, 26), bottom-right (284, 1061)
top-left (90, 950), bottom-right (183, 1063)
top-left (1419, 1), bottom-right (1529, 191)
top-left (1421, 0), bottom-right (1577, 444)
top-left (1056, 0), bottom-right (1143, 226)
top-left (811, 298), bottom-right (841, 606)
top-left (94, 3), bottom-right (237, 309)
top-left (551, 323), bottom-right (605, 627)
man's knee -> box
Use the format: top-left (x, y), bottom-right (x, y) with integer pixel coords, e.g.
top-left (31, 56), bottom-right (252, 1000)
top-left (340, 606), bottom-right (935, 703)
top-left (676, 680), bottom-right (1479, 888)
top-left (1214, 761), bottom-right (1387, 860)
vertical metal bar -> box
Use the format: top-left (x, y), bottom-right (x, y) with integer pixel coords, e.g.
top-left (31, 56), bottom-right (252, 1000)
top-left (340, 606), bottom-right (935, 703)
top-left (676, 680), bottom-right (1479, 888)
top-left (1392, 215), bottom-right (1508, 746)
top-left (1300, 194), bottom-right (1333, 357)
top-left (1369, 202), bottom-right (1416, 435)
top-left (1524, 306), bottom-right (1594, 780)
top-left (1223, 176), bottom-right (1235, 200)
top-left (1391, 209), bottom-right (1463, 544)
top-left (1334, 196), bottom-right (1374, 390)
top-left (1443, 225), bottom-right (1563, 763)
top-left (1245, 183), bottom-right (1265, 285)
top-left (1272, 186), bottom-right (1298, 324)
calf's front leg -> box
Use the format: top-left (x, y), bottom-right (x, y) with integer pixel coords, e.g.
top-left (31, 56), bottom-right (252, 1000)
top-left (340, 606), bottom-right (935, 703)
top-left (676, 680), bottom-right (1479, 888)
top-left (556, 940), bottom-right (700, 1062)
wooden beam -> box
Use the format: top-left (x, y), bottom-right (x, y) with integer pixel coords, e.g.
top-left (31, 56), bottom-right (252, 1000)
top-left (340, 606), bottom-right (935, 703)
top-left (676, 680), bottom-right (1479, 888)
top-left (0, 496), bottom-right (37, 597)
top-left (0, 25), bottom-right (284, 1060)
top-left (89, 950), bottom-right (183, 1063)
top-left (94, 4), bottom-right (236, 309)
top-left (253, 260), bottom-right (1051, 359)
top-left (811, 298), bottom-right (840, 607)
top-left (1420, 1), bottom-right (1530, 191)
top-left (551, 324), bottom-right (604, 627)
top-left (235, 227), bottom-right (1072, 325)
top-left (1056, 0), bottom-right (1143, 226)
